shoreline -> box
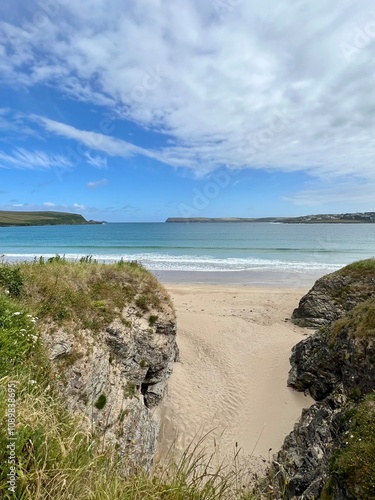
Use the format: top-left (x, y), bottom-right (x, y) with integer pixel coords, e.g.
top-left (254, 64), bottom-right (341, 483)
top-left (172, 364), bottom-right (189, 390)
top-left (153, 268), bottom-right (327, 288)
top-left (155, 283), bottom-right (314, 475)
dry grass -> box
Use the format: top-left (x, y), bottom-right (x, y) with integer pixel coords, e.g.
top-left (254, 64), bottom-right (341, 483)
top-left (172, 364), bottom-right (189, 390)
top-left (0, 257), bottom-right (173, 333)
top-left (329, 297), bottom-right (375, 340)
top-left (334, 258), bottom-right (375, 278)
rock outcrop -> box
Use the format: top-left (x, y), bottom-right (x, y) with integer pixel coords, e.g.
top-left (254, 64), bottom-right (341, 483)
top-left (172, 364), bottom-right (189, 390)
top-left (268, 260), bottom-right (375, 499)
top-left (43, 303), bottom-right (178, 472)
top-left (271, 392), bottom-right (351, 499)
top-left (288, 325), bottom-right (375, 401)
top-left (292, 259), bottom-right (375, 328)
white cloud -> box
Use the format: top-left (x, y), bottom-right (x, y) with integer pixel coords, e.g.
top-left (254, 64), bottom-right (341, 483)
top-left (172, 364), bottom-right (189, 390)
top-left (0, 148), bottom-right (74, 171)
top-left (43, 202), bottom-right (56, 207)
top-left (87, 179), bottom-right (108, 189)
top-left (73, 203), bottom-right (86, 210)
top-left (84, 152), bottom-right (108, 169)
top-left (33, 115), bottom-right (184, 167)
top-left (0, 1), bottom-right (374, 183)
top-left (283, 180), bottom-right (375, 207)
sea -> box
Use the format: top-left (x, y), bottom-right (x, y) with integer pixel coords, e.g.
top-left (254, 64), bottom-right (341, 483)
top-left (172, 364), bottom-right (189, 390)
top-left (1, 223), bottom-right (374, 285)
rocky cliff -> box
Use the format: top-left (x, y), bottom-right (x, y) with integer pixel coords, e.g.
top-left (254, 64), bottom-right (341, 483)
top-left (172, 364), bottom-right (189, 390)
top-left (291, 259), bottom-right (375, 328)
top-left (45, 308), bottom-right (178, 472)
top-left (1, 258), bottom-right (179, 472)
top-left (268, 259), bottom-right (375, 499)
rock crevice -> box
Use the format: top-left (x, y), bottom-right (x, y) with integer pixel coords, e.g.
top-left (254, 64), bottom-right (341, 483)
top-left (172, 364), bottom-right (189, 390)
top-left (44, 305), bottom-right (178, 472)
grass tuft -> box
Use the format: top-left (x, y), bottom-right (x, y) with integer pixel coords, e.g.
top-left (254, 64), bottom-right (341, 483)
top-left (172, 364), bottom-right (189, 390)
top-left (326, 392), bottom-right (375, 499)
top-left (334, 258), bottom-right (375, 278)
top-left (329, 297), bottom-right (375, 340)
top-left (94, 393), bottom-right (107, 410)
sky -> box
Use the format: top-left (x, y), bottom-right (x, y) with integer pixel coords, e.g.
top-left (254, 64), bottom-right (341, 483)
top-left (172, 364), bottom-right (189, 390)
top-left (0, 0), bottom-right (374, 222)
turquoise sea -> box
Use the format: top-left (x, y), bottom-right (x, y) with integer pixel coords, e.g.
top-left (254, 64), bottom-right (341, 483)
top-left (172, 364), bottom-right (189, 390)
top-left (0, 223), bottom-right (374, 282)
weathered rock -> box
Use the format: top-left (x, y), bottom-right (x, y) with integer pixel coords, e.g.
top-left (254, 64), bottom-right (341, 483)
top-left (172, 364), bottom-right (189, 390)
top-left (42, 304), bottom-right (178, 472)
top-left (266, 263), bottom-right (375, 499)
top-left (271, 392), bottom-right (350, 500)
top-left (49, 341), bottom-right (71, 359)
top-left (288, 327), bottom-right (375, 401)
top-left (292, 264), bottom-right (375, 328)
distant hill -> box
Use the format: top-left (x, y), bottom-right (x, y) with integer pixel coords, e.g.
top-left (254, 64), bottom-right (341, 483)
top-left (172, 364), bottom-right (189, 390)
top-left (166, 212), bottom-right (375, 224)
top-left (0, 211), bottom-right (104, 227)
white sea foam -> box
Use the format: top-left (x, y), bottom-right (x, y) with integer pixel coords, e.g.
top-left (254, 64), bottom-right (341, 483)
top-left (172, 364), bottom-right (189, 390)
top-left (2, 252), bottom-right (344, 273)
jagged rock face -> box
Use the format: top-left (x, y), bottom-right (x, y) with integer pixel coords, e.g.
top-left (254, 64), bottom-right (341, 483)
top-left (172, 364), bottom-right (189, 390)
top-left (271, 323), bottom-right (375, 498)
top-left (272, 392), bottom-right (350, 500)
top-left (292, 272), bottom-right (375, 328)
top-left (288, 328), bottom-right (375, 401)
top-left (267, 265), bottom-right (375, 499)
top-left (43, 304), bottom-right (178, 472)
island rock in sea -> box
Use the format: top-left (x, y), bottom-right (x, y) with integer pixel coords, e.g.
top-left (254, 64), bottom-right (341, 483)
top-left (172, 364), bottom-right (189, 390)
top-left (267, 259), bottom-right (375, 499)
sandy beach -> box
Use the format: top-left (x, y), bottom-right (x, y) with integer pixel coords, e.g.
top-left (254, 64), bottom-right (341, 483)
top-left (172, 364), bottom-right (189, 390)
top-left (156, 284), bottom-right (313, 474)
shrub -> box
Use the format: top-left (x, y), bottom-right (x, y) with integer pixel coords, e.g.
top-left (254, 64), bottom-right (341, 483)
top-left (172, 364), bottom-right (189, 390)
top-left (135, 296), bottom-right (148, 311)
top-left (95, 393), bottom-right (107, 410)
top-left (0, 265), bottom-right (23, 297)
top-left (148, 315), bottom-right (158, 327)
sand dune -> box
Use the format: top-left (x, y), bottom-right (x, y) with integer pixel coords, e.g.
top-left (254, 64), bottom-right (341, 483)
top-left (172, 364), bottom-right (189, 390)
top-left (155, 284), bottom-right (313, 474)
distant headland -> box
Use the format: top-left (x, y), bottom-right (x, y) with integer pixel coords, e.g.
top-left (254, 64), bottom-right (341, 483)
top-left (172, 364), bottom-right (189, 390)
top-left (166, 212), bottom-right (375, 224)
top-left (0, 211), bottom-right (105, 227)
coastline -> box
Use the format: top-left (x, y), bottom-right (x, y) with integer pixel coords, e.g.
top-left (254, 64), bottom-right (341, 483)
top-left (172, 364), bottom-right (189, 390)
top-left (155, 283), bottom-right (314, 475)
top-left (153, 268), bottom-right (327, 288)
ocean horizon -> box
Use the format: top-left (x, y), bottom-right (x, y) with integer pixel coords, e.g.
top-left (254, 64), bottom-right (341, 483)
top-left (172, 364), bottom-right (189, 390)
top-left (1, 222), bottom-right (374, 285)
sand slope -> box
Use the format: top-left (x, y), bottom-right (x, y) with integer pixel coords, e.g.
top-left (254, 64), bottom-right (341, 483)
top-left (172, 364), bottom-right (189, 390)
top-left (156, 285), bottom-right (313, 472)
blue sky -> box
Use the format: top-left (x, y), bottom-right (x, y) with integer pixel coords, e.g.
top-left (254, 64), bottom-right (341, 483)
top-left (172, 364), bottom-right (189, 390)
top-left (0, 1), bottom-right (374, 222)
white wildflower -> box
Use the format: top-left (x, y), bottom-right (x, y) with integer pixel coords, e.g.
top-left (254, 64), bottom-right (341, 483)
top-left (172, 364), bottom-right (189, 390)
top-left (13, 312), bottom-right (21, 316)
top-left (29, 380), bottom-right (37, 385)
top-left (20, 329), bottom-right (26, 332)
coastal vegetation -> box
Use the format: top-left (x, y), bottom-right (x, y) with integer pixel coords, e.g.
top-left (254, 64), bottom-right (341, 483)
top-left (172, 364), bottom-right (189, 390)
top-left (0, 258), bottom-right (255, 499)
top-left (0, 210), bottom-right (103, 226)
top-left (0, 256), bottom-right (171, 332)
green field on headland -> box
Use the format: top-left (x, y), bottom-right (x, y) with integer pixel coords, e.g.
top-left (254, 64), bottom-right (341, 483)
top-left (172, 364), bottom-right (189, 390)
top-left (0, 211), bottom-right (103, 227)
top-left (166, 212), bottom-right (375, 223)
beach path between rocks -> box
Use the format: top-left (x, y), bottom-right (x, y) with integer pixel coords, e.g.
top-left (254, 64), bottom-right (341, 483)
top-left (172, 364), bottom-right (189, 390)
top-left (156, 284), bottom-right (313, 472)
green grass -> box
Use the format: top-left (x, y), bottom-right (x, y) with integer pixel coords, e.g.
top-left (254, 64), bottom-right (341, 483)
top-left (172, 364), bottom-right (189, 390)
top-left (324, 393), bottom-right (375, 499)
top-left (0, 210), bottom-right (93, 226)
top-left (148, 315), bottom-right (158, 327)
top-left (94, 394), bottom-right (107, 410)
top-left (329, 297), bottom-right (375, 340)
top-left (334, 258), bottom-right (375, 278)
top-left (0, 258), bottom-right (171, 333)
top-left (0, 262), bottom-right (256, 499)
